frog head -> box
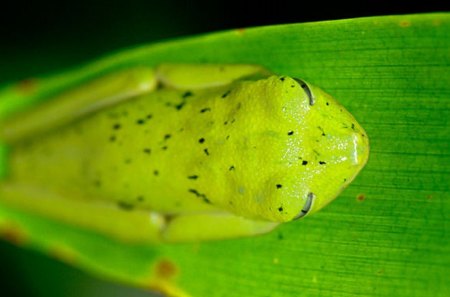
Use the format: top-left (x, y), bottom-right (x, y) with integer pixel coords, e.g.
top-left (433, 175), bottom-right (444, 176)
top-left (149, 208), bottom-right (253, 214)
top-left (221, 76), bottom-right (369, 222)
top-left (289, 78), bottom-right (370, 219)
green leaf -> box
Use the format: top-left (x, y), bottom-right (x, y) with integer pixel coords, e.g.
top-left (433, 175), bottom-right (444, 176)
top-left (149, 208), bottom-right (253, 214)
top-left (1, 13), bottom-right (449, 297)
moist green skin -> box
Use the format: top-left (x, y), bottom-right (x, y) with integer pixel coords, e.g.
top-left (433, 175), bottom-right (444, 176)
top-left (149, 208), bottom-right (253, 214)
top-left (9, 76), bottom-right (368, 222)
top-left (0, 64), bottom-right (369, 243)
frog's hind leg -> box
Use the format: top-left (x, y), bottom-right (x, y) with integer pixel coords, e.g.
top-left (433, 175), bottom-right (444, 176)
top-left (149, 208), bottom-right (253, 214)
top-left (0, 68), bottom-right (157, 143)
top-left (0, 182), bottom-right (165, 243)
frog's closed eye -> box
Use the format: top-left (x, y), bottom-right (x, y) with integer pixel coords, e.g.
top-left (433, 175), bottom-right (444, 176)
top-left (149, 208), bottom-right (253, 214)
top-left (294, 192), bottom-right (315, 220)
top-left (294, 78), bottom-right (314, 106)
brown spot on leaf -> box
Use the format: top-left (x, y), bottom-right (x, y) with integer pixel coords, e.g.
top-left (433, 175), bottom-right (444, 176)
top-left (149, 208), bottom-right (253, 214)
top-left (235, 28), bottom-right (246, 35)
top-left (0, 222), bottom-right (28, 245)
top-left (399, 20), bottom-right (411, 27)
top-left (356, 194), bottom-right (366, 201)
top-left (155, 259), bottom-right (178, 279)
top-left (17, 78), bottom-right (38, 94)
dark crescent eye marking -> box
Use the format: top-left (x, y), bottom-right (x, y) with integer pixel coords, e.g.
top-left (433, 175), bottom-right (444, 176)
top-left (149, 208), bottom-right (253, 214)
top-left (294, 192), bottom-right (315, 220)
top-left (294, 78), bottom-right (315, 106)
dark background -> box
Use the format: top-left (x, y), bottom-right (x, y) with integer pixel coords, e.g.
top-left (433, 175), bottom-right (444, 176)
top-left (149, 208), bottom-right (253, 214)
top-left (0, 0), bottom-right (449, 81)
top-left (0, 1), bottom-right (448, 296)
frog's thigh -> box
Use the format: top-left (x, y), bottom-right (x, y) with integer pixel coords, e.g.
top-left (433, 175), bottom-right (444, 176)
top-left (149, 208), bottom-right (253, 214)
top-left (1, 67), bottom-right (157, 143)
top-left (156, 64), bottom-right (271, 90)
top-left (0, 183), bottom-right (164, 243)
top-left (163, 212), bottom-right (279, 243)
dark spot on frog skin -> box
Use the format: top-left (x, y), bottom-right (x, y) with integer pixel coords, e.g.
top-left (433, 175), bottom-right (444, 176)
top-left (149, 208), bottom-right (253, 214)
top-left (287, 131), bottom-right (294, 136)
top-left (182, 91), bottom-right (193, 98)
top-left (204, 148), bottom-right (209, 156)
top-left (229, 165), bottom-right (235, 171)
top-left (109, 135), bottom-right (116, 142)
top-left (276, 184), bottom-right (282, 189)
top-left (175, 102), bottom-right (185, 110)
top-left (302, 160), bottom-right (308, 165)
top-left (221, 90), bottom-right (231, 98)
top-left (200, 107), bottom-right (211, 113)
top-left (154, 170), bottom-right (159, 176)
top-left (318, 126), bottom-right (326, 136)
top-left (162, 146), bottom-right (168, 150)
top-left (164, 134), bottom-right (171, 140)
top-left (146, 114), bottom-right (153, 119)
top-left (198, 138), bottom-right (205, 144)
top-left (112, 123), bottom-right (121, 130)
top-left (188, 175), bottom-right (199, 180)
top-left (188, 189), bottom-right (211, 204)
top-left (136, 119), bottom-right (145, 125)
top-left (279, 77), bottom-right (285, 82)
top-left (319, 161), bottom-right (326, 165)
top-left (117, 201), bottom-right (134, 211)
top-left (143, 148), bottom-right (151, 154)
top-left (278, 206), bottom-right (283, 212)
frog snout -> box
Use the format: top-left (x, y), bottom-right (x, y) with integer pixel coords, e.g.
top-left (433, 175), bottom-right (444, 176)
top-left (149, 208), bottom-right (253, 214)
top-left (352, 130), bottom-right (369, 166)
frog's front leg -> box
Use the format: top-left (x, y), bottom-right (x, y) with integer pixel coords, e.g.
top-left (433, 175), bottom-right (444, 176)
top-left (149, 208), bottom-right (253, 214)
top-left (0, 182), bottom-right (165, 242)
top-left (162, 213), bottom-right (279, 243)
top-left (156, 64), bottom-right (271, 89)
